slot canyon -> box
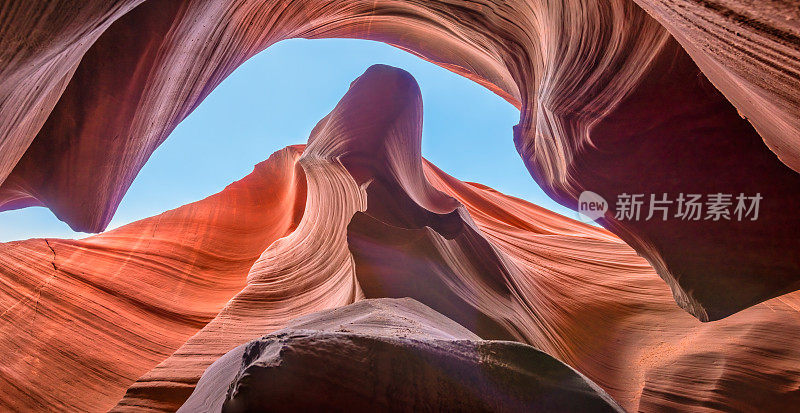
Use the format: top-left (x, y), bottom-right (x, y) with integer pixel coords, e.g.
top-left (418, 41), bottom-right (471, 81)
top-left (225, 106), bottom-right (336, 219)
top-left (1, 1), bottom-right (799, 412)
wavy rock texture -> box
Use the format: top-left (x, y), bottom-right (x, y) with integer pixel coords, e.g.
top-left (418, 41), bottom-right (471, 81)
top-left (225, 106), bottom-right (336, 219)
top-left (0, 0), bottom-right (144, 190)
top-left (0, 0), bottom-right (798, 320)
top-left (633, 0), bottom-right (800, 171)
top-left (0, 145), bottom-right (306, 411)
top-left (2, 65), bottom-right (799, 412)
top-left (182, 298), bottom-right (622, 413)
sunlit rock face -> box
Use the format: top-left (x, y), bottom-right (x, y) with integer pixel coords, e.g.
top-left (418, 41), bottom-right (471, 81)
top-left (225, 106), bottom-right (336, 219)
top-left (1, 65), bottom-right (799, 412)
top-left (1, 0), bottom-right (798, 321)
top-left (0, 144), bottom-right (307, 411)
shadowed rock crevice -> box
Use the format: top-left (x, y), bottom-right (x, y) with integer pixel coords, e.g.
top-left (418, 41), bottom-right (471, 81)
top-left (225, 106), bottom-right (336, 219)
top-left (534, 38), bottom-right (800, 321)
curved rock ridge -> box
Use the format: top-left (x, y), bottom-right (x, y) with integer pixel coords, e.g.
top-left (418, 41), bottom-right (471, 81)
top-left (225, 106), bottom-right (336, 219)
top-left (0, 145), bottom-right (306, 411)
top-left (181, 298), bottom-right (623, 413)
top-left (112, 63), bottom-right (453, 412)
top-left (129, 66), bottom-right (798, 412)
top-left (1, 1), bottom-right (798, 320)
top-left (0, 65), bottom-right (787, 412)
top-left (376, 159), bottom-right (800, 411)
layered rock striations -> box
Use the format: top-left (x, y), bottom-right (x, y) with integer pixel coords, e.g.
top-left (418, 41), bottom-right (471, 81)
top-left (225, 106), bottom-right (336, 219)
top-left (0, 145), bottom-right (306, 411)
top-left (1, 0), bottom-right (798, 320)
top-left (1, 65), bottom-right (799, 412)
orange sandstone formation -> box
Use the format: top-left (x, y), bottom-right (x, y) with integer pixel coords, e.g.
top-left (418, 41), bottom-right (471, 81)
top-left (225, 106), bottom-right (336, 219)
top-left (0, 1), bottom-right (798, 320)
top-left (0, 145), bottom-right (306, 411)
top-left (1, 65), bottom-right (799, 412)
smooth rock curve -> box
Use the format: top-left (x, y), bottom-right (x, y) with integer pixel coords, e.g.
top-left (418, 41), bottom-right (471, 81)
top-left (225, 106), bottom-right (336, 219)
top-left (1, 1), bottom-right (799, 319)
top-left (182, 298), bottom-right (622, 413)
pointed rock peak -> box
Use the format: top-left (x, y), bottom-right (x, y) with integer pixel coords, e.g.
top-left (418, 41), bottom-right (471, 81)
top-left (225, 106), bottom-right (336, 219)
top-left (303, 64), bottom-right (458, 215)
top-left (304, 64), bottom-right (422, 167)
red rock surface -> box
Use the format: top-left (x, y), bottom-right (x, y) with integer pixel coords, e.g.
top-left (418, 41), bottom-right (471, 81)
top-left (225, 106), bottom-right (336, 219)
top-left (0, 145), bottom-right (306, 411)
top-left (1, 65), bottom-right (799, 412)
top-left (1, 0), bottom-right (798, 320)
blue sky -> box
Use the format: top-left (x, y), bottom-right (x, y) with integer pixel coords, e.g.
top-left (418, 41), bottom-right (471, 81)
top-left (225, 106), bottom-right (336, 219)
top-left (0, 39), bottom-right (575, 242)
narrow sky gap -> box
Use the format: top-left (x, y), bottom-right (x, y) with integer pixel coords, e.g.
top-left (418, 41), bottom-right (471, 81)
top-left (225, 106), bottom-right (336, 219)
top-left (0, 38), bottom-right (575, 242)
